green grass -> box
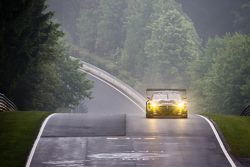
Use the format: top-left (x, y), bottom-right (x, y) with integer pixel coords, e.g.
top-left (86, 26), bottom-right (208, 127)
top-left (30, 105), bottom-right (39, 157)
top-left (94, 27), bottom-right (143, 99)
top-left (0, 112), bottom-right (51, 167)
top-left (203, 113), bottom-right (250, 157)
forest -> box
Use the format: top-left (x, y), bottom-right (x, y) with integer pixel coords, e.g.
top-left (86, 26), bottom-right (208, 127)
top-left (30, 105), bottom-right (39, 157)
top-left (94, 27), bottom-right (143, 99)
top-left (47, 0), bottom-right (250, 114)
top-left (0, 0), bottom-right (249, 114)
top-left (0, 0), bottom-right (93, 111)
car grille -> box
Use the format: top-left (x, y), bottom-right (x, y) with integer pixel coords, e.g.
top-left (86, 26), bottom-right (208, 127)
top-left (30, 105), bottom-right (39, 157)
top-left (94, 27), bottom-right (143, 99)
top-left (159, 105), bottom-right (175, 111)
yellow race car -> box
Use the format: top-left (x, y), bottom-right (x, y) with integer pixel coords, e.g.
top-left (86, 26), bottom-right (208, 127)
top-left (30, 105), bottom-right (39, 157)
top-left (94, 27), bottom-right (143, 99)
top-left (146, 89), bottom-right (188, 118)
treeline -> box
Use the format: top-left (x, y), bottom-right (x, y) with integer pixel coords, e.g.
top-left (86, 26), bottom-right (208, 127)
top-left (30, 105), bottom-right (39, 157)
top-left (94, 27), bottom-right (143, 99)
top-left (48, 0), bottom-right (200, 88)
top-left (191, 34), bottom-right (250, 114)
top-left (189, 2), bottom-right (250, 114)
top-left (177, 0), bottom-right (250, 40)
top-left (48, 0), bottom-right (250, 114)
top-left (0, 0), bottom-right (92, 111)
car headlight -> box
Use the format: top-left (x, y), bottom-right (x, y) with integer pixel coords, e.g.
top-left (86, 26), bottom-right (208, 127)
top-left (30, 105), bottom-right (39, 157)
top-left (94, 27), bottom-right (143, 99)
top-left (147, 101), bottom-right (158, 110)
top-left (151, 101), bottom-right (158, 108)
top-left (177, 102), bottom-right (185, 109)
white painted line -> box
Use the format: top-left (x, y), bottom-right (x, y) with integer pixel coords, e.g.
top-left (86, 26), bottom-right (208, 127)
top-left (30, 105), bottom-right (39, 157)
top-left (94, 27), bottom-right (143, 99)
top-left (26, 113), bottom-right (57, 167)
top-left (144, 137), bottom-right (156, 140)
top-left (106, 137), bottom-right (119, 140)
top-left (197, 115), bottom-right (237, 167)
top-left (86, 72), bottom-right (145, 113)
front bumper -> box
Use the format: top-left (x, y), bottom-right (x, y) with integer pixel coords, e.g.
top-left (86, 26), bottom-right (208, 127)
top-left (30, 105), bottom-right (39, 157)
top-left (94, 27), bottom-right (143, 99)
top-left (146, 105), bottom-right (187, 118)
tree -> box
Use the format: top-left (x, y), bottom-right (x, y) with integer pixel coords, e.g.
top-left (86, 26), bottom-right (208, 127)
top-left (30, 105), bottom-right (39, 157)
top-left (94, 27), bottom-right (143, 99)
top-left (0, 0), bottom-right (92, 111)
top-left (0, 0), bottom-right (32, 96)
top-left (76, 0), bottom-right (99, 52)
top-left (95, 0), bottom-right (127, 56)
top-left (190, 33), bottom-right (250, 114)
top-left (176, 0), bottom-right (248, 40)
top-left (47, 0), bottom-right (83, 44)
top-left (234, 2), bottom-right (250, 34)
top-left (144, 0), bottom-right (200, 88)
top-left (121, 0), bottom-right (153, 77)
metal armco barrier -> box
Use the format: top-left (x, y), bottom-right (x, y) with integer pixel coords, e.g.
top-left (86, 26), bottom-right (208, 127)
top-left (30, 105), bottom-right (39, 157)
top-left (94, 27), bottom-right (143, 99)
top-left (241, 104), bottom-right (250, 116)
top-left (70, 56), bottom-right (146, 110)
top-left (0, 93), bottom-right (17, 112)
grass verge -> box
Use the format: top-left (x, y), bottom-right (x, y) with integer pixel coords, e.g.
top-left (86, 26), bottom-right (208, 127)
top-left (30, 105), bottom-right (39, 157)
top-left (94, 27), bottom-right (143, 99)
top-left (202, 113), bottom-right (250, 157)
top-left (0, 112), bottom-right (51, 167)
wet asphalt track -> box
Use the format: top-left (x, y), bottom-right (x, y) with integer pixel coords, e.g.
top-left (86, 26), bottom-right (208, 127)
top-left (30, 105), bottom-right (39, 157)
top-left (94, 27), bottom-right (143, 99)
top-left (29, 74), bottom-right (233, 167)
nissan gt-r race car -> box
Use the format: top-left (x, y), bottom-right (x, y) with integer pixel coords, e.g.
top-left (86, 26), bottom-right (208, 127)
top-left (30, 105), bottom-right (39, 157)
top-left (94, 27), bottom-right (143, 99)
top-left (146, 89), bottom-right (188, 118)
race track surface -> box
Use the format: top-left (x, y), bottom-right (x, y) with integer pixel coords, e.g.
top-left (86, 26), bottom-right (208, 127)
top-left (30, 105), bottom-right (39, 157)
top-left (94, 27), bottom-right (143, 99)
top-left (28, 74), bottom-right (232, 167)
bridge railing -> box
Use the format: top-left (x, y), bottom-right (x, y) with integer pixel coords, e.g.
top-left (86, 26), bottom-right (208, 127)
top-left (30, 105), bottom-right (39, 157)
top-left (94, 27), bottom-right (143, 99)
top-left (70, 57), bottom-right (146, 110)
top-left (0, 93), bottom-right (17, 112)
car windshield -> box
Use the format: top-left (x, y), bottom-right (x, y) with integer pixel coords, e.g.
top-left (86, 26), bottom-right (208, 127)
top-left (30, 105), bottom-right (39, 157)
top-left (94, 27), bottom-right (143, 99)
top-left (152, 92), bottom-right (181, 100)
top-left (152, 94), bottom-right (168, 100)
top-left (168, 93), bottom-right (181, 100)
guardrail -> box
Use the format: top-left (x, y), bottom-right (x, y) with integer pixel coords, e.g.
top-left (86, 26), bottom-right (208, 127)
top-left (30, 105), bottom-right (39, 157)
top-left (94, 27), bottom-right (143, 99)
top-left (0, 93), bottom-right (17, 112)
top-left (70, 56), bottom-right (146, 110)
top-left (241, 104), bottom-right (250, 116)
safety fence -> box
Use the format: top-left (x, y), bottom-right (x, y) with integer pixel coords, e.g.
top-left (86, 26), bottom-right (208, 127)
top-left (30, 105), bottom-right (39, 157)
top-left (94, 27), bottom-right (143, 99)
top-left (70, 56), bottom-right (146, 110)
top-left (241, 104), bottom-right (250, 116)
top-left (0, 93), bottom-right (17, 112)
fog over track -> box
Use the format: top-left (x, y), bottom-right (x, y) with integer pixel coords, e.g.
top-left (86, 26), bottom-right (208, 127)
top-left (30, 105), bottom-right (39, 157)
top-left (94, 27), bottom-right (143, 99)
top-left (27, 73), bottom-right (237, 167)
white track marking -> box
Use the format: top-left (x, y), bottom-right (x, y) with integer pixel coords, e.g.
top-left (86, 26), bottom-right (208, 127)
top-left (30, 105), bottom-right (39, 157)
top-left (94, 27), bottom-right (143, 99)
top-left (89, 72), bottom-right (236, 166)
top-left (197, 115), bottom-right (237, 167)
top-left (26, 71), bottom-right (235, 166)
top-left (26, 70), bottom-right (145, 166)
top-left (26, 113), bottom-right (57, 167)
top-left (87, 72), bottom-right (145, 113)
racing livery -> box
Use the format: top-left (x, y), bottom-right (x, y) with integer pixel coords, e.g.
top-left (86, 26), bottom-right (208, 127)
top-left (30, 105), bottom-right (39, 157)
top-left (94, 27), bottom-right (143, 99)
top-left (146, 89), bottom-right (188, 118)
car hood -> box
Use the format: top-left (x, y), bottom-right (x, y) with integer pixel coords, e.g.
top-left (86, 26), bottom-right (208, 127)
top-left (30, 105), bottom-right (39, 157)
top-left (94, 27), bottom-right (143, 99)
top-left (152, 99), bottom-right (179, 105)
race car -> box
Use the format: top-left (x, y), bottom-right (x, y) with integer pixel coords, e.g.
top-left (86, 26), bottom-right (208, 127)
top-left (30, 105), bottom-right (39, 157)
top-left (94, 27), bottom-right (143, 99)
top-left (146, 89), bottom-right (188, 118)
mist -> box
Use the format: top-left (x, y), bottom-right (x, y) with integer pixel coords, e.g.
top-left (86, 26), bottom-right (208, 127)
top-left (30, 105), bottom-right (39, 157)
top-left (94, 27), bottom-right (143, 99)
top-left (47, 0), bottom-right (250, 114)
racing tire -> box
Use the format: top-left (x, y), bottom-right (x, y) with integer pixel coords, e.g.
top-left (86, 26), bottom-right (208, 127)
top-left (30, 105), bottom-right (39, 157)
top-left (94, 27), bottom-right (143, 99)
top-left (182, 114), bottom-right (188, 118)
top-left (146, 113), bottom-right (153, 118)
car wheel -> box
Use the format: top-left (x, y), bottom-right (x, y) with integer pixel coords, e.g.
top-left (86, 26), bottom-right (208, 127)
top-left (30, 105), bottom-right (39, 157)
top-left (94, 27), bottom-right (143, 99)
top-left (146, 113), bottom-right (153, 118)
top-left (183, 114), bottom-right (188, 118)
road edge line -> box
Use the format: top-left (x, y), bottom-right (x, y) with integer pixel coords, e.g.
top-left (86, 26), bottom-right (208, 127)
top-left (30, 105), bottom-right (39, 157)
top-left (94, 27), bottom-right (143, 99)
top-left (197, 114), bottom-right (237, 167)
top-left (87, 72), bottom-right (145, 113)
top-left (25, 113), bottom-right (57, 167)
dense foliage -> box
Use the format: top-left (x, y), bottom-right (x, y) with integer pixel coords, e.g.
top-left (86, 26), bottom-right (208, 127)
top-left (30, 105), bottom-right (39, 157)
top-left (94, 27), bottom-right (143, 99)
top-left (0, 0), bottom-right (92, 111)
top-left (234, 2), bottom-right (250, 35)
top-left (49, 0), bottom-right (200, 89)
top-left (143, 0), bottom-right (200, 88)
top-left (177, 0), bottom-right (249, 40)
top-left (191, 34), bottom-right (250, 114)
top-left (48, 0), bottom-right (250, 114)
